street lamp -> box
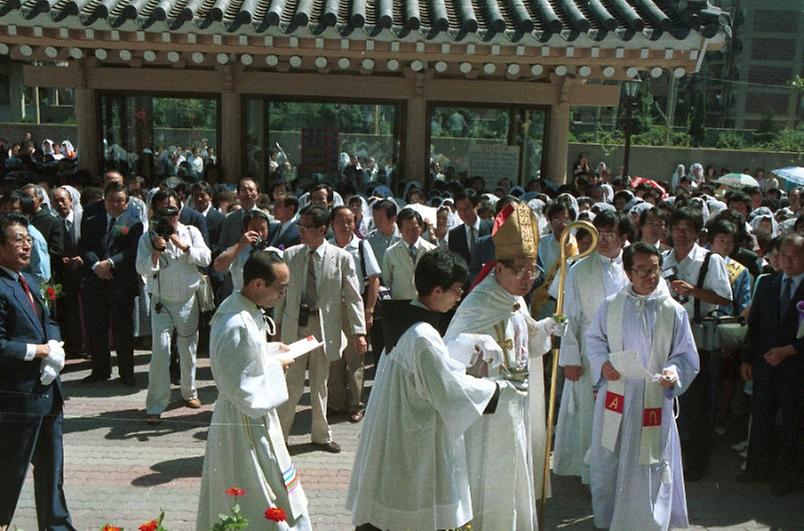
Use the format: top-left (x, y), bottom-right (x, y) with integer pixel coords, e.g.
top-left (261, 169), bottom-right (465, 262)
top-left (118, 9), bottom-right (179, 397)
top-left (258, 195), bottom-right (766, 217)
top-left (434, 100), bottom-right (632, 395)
top-left (621, 75), bottom-right (642, 180)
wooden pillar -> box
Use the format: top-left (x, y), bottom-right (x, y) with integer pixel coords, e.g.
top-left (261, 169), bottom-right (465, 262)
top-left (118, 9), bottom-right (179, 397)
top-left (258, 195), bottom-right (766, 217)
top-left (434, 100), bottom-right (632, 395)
top-left (546, 102), bottom-right (570, 184)
top-left (74, 86), bottom-right (99, 176)
top-left (404, 73), bottom-right (427, 189)
top-left (219, 65), bottom-right (243, 183)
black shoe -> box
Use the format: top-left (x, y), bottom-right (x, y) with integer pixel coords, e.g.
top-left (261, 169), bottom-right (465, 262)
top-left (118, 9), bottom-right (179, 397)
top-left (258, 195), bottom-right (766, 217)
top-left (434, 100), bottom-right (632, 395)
top-left (170, 374), bottom-right (181, 386)
top-left (735, 471), bottom-right (769, 484)
top-left (314, 441), bottom-right (341, 454)
top-left (82, 372), bottom-right (109, 383)
top-left (120, 375), bottom-right (136, 387)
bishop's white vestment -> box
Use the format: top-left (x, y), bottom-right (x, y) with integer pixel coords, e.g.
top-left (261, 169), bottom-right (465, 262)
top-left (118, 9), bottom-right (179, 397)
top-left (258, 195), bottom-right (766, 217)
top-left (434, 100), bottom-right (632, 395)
top-left (197, 292), bottom-right (310, 530)
top-left (444, 272), bottom-right (552, 531)
top-left (346, 319), bottom-right (498, 530)
top-left (552, 252), bottom-right (628, 484)
top-left (586, 286), bottom-right (699, 530)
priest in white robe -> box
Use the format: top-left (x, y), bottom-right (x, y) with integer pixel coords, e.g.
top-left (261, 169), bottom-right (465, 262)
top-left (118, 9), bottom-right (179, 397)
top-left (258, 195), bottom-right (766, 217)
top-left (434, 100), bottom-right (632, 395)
top-left (586, 242), bottom-right (699, 531)
top-left (552, 211), bottom-right (631, 485)
top-left (444, 203), bottom-right (565, 531)
top-left (347, 248), bottom-right (506, 530)
top-left (197, 251), bottom-right (311, 530)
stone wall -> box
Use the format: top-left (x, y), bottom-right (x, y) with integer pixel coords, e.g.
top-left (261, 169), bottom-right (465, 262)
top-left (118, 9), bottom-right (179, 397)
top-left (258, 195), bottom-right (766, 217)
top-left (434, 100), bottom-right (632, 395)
top-left (566, 143), bottom-right (803, 182)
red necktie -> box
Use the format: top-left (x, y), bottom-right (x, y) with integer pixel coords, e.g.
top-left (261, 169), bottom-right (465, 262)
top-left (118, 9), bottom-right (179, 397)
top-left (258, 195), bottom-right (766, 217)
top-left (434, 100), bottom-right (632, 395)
top-left (18, 275), bottom-right (43, 321)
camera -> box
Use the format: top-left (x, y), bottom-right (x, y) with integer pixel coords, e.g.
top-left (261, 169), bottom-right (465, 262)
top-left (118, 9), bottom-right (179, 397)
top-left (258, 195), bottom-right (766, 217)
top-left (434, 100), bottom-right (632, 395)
top-left (252, 238), bottom-right (271, 251)
top-left (662, 266), bottom-right (688, 304)
top-left (151, 206), bottom-right (179, 251)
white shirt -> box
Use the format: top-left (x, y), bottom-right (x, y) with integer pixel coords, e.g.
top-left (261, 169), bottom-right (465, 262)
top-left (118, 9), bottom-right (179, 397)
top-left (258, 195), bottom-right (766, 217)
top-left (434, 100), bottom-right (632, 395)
top-left (662, 243), bottom-right (732, 320)
top-left (331, 234), bottom-right (381, 288)
top-left (136, 222), bottom-right (211, 303)
top-left (464, 217), bottom-right (481, 250)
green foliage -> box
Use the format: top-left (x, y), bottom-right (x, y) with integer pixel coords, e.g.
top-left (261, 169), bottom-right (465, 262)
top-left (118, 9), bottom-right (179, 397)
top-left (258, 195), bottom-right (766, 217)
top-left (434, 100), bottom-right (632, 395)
top-left (715, 130), bottom-right (746, 149)
top-left (760, 127), bottom-right (804, 153)
top-left (152, 98), bottom-right (216, 130)
top-left (632, 125), bottom-right (691, 147)
top-left (212, 503), bottom-right (249, 531)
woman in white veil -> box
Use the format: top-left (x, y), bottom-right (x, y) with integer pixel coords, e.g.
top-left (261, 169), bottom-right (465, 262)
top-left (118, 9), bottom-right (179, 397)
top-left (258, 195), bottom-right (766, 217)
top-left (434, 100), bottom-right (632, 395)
top-left (348, 195), bottom-right (372, 238)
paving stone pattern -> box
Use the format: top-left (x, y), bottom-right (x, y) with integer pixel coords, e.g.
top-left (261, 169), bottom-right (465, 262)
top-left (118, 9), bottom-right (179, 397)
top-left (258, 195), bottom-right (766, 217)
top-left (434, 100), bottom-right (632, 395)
top-left (11, 353), bottom-right (802, 530)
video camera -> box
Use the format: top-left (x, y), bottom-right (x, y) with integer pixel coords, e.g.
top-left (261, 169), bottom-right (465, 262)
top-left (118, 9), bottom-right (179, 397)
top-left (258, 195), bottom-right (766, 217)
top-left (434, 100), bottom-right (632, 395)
top-left (151, 206), bottom-right (180, 251)
top-left (661, 266), bottom-right (688, 304)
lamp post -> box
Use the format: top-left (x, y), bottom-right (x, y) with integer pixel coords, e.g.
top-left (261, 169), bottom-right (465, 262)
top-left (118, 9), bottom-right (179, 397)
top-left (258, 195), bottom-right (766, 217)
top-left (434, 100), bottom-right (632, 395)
top-left (621, 76), bottom-right (642, 180)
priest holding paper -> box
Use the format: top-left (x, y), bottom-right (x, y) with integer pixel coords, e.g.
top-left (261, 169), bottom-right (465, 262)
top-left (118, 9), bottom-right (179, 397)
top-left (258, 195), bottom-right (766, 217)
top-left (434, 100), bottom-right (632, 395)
top-left (347, 248), bottom-right (508, 530)
top-left (197, 250), bottom-right (311, 530)
top-left (586, 242), bottom-right (699, 531)
top-left (444, 203), bottom-right (566, 530)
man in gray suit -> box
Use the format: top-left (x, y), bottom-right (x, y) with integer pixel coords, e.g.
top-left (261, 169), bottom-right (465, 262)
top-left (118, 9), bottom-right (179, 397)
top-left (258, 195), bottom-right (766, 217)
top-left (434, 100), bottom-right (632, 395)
top-left (275, 205), bottom-right (366, 453)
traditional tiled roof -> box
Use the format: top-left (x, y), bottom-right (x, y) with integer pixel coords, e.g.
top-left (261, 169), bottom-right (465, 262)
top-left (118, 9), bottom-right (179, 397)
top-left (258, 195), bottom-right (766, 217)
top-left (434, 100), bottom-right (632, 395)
top-left (0, 0), bottom-right (729, 43)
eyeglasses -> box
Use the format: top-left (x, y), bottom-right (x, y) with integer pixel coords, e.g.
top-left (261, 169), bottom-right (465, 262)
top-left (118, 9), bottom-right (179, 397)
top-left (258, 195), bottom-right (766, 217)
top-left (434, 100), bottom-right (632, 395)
top-left (630, 267), bottom-right (661, 279)
top-left (7, 235), bottom-right (32, 247)
top-left (502, 263), bottom-right (539, 280)
top-left (270, 282), bottom-right (289, 296)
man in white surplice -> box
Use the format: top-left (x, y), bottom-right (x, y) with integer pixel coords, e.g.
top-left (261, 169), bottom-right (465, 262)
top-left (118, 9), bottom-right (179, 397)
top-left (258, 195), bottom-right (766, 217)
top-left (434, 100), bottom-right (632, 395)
top-left (586, 243), bottom-right (699, 531)
top-left (197, 251), bottom-right (311, 530)
top-left (444, 203), bottom-right (565, 530)
top-left (347, 248), bottom-right (514, 530)
top-left (551, 211), bottom-right (630, 484)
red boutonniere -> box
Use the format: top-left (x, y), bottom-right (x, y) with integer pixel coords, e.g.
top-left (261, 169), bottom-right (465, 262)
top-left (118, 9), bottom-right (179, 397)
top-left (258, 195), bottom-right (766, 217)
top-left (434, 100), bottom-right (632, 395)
top-left (119, 226), bottom-right (130, 235)
top-left (102, 525), bottom-right (122, 531)
top-left (40, 282), bottom-right (63, 308)
top-left (264, 507), bottom-right (287, 522)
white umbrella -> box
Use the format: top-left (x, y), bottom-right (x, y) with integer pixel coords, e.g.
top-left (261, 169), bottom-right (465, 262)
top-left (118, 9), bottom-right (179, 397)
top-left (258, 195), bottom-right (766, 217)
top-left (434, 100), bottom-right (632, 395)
top-left (771, 167), bottom-right (804, 191)
top-left (715, 173), bottom-right (759, 189)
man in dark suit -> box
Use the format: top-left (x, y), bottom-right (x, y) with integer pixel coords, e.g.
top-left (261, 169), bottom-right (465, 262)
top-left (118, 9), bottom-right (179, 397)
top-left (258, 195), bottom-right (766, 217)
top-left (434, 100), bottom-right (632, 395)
top-left (739, 233), bottom-right (804, 495)
top-left (51, 187), bottom-right (84, 358)
top-left (0, 213), bottom-right (75, 530)
top-left (191, 182), bottom-right (225, 253)
top-left (217, 177), bottom-right (262, 249)
top-left (269, 195), bottom-right (301, 250)
top-left (80, 182), bottom-right (144, 386)
top-left (448, 189), bottom-right (492, 282)
top-left (21, 185), bottom-right (65, 270)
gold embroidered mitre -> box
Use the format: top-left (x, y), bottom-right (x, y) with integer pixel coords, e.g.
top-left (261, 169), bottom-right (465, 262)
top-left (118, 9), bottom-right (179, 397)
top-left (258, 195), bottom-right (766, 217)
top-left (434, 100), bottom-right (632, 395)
top-left (492, 203), bottom-right (540, 261)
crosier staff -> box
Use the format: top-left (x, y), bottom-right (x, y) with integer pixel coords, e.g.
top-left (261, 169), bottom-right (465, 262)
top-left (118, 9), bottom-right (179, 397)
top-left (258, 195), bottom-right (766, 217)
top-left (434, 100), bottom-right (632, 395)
top-left (538, 220), bottom-right (599, 529)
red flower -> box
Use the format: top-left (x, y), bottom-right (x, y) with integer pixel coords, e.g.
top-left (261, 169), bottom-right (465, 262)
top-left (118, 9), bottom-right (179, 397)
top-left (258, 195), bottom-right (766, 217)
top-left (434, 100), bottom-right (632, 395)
top-left (225, 486), bottom-right (246, 497)
top-left (136, 109), bottom-right (147, 121)
top-left (264, 507), bottom-right (286, 522)
top-left (119, 226), bottom-right (129, 235)
top-left (139, 520), bottom-right (158, 531)
top-left (46, 286), bottom-right (56, 300)
top-left (102, 525), bottom-right (122, 531)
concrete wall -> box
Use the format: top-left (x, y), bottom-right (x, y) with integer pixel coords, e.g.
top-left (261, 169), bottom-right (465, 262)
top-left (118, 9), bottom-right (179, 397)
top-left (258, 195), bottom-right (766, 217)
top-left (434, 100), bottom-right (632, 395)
top-left (566, 142), bottom-right (803, 182)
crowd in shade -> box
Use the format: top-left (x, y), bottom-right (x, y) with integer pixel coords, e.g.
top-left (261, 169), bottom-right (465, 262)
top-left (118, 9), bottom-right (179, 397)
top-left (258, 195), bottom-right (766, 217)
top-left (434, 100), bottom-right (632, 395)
top-left (0, 130), bottom-right (802, 531)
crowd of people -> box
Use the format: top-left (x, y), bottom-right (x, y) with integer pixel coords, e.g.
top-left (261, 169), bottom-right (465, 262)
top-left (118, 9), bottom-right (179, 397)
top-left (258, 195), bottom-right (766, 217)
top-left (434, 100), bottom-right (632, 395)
top-left (0, 132), bottom-right (802, 531)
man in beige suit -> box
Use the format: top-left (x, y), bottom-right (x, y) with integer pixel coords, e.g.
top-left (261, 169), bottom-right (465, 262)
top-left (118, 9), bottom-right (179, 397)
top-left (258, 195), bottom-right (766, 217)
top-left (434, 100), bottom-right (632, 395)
top-left (275, 205), bottom-right (366, 453)
top-left (382, 208), bottom-right (436, 300)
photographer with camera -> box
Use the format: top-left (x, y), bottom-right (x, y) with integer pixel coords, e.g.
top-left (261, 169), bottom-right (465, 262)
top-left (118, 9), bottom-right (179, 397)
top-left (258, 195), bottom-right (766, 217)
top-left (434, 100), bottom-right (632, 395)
top-left (662, 206), bottom-right (732, 480)
top-left (213, 210), bottom-right (279, 293)
top-left (136, 189), bottom-right (211, 425)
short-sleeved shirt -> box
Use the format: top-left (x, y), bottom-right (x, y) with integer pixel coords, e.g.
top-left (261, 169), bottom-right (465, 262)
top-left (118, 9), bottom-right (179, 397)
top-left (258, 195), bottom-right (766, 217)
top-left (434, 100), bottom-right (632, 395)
top-left (332, 234), bottom-right (381, 289)
top-left (663, 243), bottom-right (732, 320)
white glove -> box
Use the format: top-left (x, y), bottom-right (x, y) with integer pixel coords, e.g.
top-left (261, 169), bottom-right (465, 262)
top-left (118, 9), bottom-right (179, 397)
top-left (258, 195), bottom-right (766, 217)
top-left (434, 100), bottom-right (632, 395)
top-left (540, 317), bottom-right (568, 337)
top-left (447, 334), bottom-right (504, 368)
top-left (40, 340), bottom-right (65, 385)
top-left (498, 380), bottom-right (528, 401)
top-left (659, 365), bottom-right (681, 388)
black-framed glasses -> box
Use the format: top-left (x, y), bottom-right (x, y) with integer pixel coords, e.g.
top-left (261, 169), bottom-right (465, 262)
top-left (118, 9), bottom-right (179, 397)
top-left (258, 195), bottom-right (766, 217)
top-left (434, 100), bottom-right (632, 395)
top-left (630, 267), bottom-right (661, 279)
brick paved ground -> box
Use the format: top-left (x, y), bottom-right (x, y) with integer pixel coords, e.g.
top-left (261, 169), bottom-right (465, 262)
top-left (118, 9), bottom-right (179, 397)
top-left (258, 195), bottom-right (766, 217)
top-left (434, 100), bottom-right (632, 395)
top-left (11, 351), bottom-right (803, 530)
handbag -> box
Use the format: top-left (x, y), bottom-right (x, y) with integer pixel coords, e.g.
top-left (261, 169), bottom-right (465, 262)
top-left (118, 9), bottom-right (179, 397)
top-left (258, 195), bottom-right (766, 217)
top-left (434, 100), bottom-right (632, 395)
top-left (196, 273), bottom-right (217, 313)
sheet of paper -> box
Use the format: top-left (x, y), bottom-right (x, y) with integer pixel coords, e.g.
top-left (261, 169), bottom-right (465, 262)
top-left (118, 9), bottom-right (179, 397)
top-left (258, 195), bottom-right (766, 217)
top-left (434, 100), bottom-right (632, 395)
top-left (280, 335), bottom-right (324, 360)
top-left (609, 350), bottom-right (653, 380)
